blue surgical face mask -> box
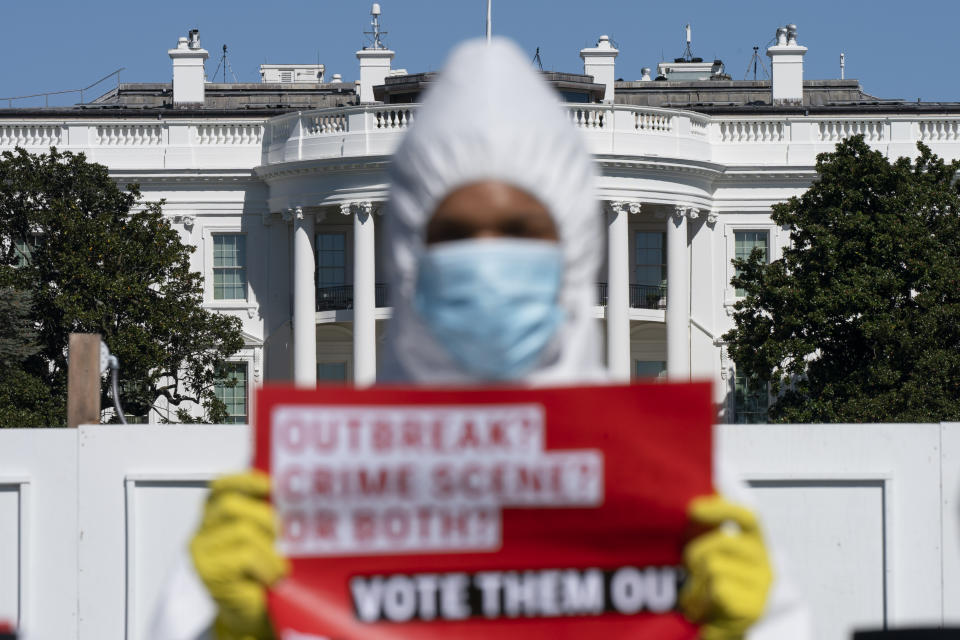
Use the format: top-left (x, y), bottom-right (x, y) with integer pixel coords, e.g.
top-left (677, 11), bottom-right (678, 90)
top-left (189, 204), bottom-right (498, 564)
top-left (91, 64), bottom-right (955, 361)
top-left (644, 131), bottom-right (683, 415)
top-left (414, 238), bottom-right (565, 381)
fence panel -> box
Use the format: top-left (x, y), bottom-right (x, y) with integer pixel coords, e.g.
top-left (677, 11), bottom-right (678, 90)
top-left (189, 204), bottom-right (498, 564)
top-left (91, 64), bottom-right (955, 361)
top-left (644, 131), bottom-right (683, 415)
top-left (0, 423), bottom-right (956, 639)
top-left (942, 423), bottom-right (960, 626)
top-left (76, 425), bottom-right (250, 640)
top-left (0, 429), bottom-right (78, 639)
top-left (717, 424), bottom-right (944, 640)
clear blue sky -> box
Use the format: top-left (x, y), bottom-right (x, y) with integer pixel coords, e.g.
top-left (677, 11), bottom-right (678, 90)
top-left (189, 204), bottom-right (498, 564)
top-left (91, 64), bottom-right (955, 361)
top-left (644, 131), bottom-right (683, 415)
top-left (2, 0), bottom-right (957, 107)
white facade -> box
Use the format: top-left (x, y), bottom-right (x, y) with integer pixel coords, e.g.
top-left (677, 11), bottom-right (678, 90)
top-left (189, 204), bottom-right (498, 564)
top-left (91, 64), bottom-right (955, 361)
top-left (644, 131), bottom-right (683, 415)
top-left (3, 26), bottom-right (960, 423)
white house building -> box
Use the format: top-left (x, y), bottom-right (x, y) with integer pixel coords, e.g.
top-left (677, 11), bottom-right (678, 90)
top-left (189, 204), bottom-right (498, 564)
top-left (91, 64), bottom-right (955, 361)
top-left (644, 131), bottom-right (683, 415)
top-left (3, 14), bottom-right (960, 424)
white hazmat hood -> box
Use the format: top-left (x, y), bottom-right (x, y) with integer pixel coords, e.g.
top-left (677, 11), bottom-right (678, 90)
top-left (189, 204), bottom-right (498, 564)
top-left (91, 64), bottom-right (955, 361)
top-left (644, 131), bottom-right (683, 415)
top-left (380, 38), bottom-right (606, 385)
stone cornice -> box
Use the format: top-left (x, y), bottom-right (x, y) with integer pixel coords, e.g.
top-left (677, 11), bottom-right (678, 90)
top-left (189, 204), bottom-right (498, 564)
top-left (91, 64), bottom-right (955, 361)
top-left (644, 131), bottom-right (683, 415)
top-left (254, 156), bottom-right (392, 181)
top-left (109, 169), bottom-right (261, 186)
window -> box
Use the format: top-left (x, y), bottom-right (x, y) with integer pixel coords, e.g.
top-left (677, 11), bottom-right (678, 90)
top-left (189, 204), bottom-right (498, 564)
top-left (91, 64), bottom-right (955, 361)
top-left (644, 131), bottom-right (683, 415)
top-left (317, 362), bottom-right (347, 382)
top-left (213, 234), bottom-right (247, 300)
top-left (215, 363), bottom-right (248, 424)
top-left (560, 91), bottom-right (591, 104)
top-left (734, 367), bottom-right (769, 424)
top-left (733, 231), bottom-right (769, 297)
top-left (119, 380), bottom-right (150, 424)
top-left (634, 360), bottom-right (667, 380)
top-left (13, 236), bottom-right (37, 268)
top-left (635, 231), bottom-right (666, 288)
top-left (316, 233), bottom-right (346, 288)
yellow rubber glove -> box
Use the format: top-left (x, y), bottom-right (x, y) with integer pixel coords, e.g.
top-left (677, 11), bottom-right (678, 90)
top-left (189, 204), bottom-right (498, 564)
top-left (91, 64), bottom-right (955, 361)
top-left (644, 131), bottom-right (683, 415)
top-left (190, 471), bottom-right (289, 640)
top-left (679, 495), bottom-right (774, 640)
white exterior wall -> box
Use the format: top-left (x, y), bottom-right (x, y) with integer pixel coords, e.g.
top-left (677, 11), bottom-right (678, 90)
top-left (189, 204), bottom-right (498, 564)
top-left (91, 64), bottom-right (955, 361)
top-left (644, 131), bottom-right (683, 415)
top-left (4, 106), bottom-right (960, 420)
top-left (0, 423), bottom-right (958, 639)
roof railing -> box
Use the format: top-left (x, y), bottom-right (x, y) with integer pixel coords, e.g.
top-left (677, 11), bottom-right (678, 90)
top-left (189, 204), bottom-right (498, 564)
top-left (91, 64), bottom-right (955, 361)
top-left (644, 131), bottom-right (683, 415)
top-left (0, 68), bottom-right (125, 109)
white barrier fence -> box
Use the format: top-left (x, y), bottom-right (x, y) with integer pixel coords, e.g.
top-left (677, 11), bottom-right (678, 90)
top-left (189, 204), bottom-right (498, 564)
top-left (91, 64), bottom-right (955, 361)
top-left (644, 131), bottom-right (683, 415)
top-left (1, 424), bottom-right (958, 640)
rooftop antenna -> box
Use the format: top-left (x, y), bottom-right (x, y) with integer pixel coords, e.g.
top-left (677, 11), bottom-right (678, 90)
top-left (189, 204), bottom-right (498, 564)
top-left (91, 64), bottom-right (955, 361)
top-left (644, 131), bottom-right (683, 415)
top-left (212, 44), bottom-right (240, 83)
top-left (486, 0), bottom-right (492, 43)
top-left (840, 52), bottom-right (845, 80)
top-left (532, 47), bottom-right (543, 71)
top-left (681, 24), bottom-right (694, 61)
top-left (743, 45), bottom-right (769, 81)
top-left (365, 3), bottom-right (387, 50)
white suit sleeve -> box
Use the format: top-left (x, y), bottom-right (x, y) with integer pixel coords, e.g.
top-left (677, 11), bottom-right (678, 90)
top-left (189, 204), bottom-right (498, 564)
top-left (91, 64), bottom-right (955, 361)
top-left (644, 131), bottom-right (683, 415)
top-left (714, 461), bottom-right (813, 640)
top-left (147, 549), bottom-right (216, 640)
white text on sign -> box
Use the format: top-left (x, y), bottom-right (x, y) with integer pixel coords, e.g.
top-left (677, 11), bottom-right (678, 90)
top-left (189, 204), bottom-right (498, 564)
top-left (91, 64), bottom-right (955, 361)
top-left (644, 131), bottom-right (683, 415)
top-left (271, 405), bottom-right (604, 556)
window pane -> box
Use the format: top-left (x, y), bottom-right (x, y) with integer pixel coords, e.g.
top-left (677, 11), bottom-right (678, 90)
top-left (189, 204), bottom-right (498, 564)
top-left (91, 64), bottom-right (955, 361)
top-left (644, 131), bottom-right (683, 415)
top-left (734, 366), bottom-right (769, 424)
top-left (316, 233), bottom-right (346, 288)
top-left (636, 266), bottom-right (662, 287)
top-left (215, 363), bottom-right (248, 424)
top-left (635, 231), bottom-right (666, 287)
top-left (317, 362), bottom-right (347, 382)
top-left (13, 236), bottom-right (41, 268)
top-left (634, 360), bottom-right (667, 380)
top-left (733, 231), bottom-right (769, 297)
top-left (213, 234), bottom-right (247, 300)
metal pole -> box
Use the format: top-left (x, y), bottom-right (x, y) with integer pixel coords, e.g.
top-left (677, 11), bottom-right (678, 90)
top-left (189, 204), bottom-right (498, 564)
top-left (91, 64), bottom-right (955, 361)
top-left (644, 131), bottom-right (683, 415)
top-left (486, 0), bottom-right (492, 42)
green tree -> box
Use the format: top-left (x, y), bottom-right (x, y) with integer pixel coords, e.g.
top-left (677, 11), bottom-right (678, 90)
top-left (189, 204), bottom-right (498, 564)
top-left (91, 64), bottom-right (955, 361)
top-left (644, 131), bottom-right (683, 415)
top-left (0, 287), bottom-right (61, 426)
top-left (0, 147), bottom-right (244, 427)
top-left (724, 136), bottom-right (960, 423)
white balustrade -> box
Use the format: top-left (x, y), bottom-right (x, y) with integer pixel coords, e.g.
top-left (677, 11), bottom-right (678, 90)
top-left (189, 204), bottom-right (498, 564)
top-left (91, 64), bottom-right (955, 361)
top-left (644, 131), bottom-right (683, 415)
top-left (0, 124), bottom-right (63, 147)
top-left (634, 111), bottom-right (672, 132)
top-left (819, 119), bottom-right (885, 143)
top-left (269, 116), bottom-right (297, 143)
top-left (374, 108), bottom-right (414, 130)
top-left (4, 107), bottom-right (960, 172)
top-left (919, 119), bottom-right (960, 142)
top-left (303, 113), bottom-right (347, 136)
top-left (717, 119), bottom-right (784, 143)
top-left (196, 123), bottom-right (263, 145)
top-left (689, 117), bottom-right (709, 137)
top-left (569, 106), bottom-right (610, 129)
top-left (95, 124), bottom-right (162, 146)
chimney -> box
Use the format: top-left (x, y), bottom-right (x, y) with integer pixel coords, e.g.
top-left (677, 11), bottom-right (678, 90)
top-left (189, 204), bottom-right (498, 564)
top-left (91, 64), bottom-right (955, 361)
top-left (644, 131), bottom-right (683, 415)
top-left (356, 3), bottom-right (394, 103)
top-left (766, 24), bottom-right (807, 105)
top-left (580, 35), bottom-right (619, 103)
top-left (356, 49), bottom-right (394, 103)
top-left (168, 29), bottom-right (209, 105)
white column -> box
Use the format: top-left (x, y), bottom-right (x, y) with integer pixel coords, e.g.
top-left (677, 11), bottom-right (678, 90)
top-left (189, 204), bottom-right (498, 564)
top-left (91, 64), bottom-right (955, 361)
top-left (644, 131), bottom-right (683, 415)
top-left (292, 207), bottom-right (317, 387)
top-left (350, 202), bottom-right (377, 387)
top-left (606, 201), bottom-right (632, 381)
top-left (667, 206), bottom-right (690, 379)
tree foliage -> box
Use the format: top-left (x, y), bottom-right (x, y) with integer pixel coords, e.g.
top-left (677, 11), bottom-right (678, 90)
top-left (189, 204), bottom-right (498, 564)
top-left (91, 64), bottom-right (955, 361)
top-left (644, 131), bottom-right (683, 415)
top-left (0, 286), bottom-right (60, 426)
top-left (0, 147), bottom-right (244, 427)
top-left (724, 136), bottom-right (960, 423)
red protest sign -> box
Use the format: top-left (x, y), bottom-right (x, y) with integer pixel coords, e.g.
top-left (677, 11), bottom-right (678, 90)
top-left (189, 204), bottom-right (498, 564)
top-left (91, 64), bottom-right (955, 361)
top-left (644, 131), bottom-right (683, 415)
top-left (253, 382), bottom-right (713, 639)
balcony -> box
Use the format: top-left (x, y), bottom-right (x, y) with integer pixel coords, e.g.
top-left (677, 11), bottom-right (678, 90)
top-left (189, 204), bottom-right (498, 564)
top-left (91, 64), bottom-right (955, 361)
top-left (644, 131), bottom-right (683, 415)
top-left (4, 106), bottom-right (960, 176)
top-left (258, 104), bottom-right (960, 171)
top-left (316, 283), bottom-right (389, 312)
top-left (596, 283), bottom-right (666, 310)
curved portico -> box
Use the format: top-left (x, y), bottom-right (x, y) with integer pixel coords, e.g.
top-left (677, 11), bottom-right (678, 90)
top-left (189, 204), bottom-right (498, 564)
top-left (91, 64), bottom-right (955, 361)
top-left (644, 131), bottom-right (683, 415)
top-left (255, 101), bottom-right (951, 404)
top-left (254, 103), bottom-right (741, 390)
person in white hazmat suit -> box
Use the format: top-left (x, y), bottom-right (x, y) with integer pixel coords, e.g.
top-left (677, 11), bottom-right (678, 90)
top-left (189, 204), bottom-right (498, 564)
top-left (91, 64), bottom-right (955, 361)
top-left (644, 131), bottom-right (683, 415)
top-left (151, 38), bottom-right (811, 640)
